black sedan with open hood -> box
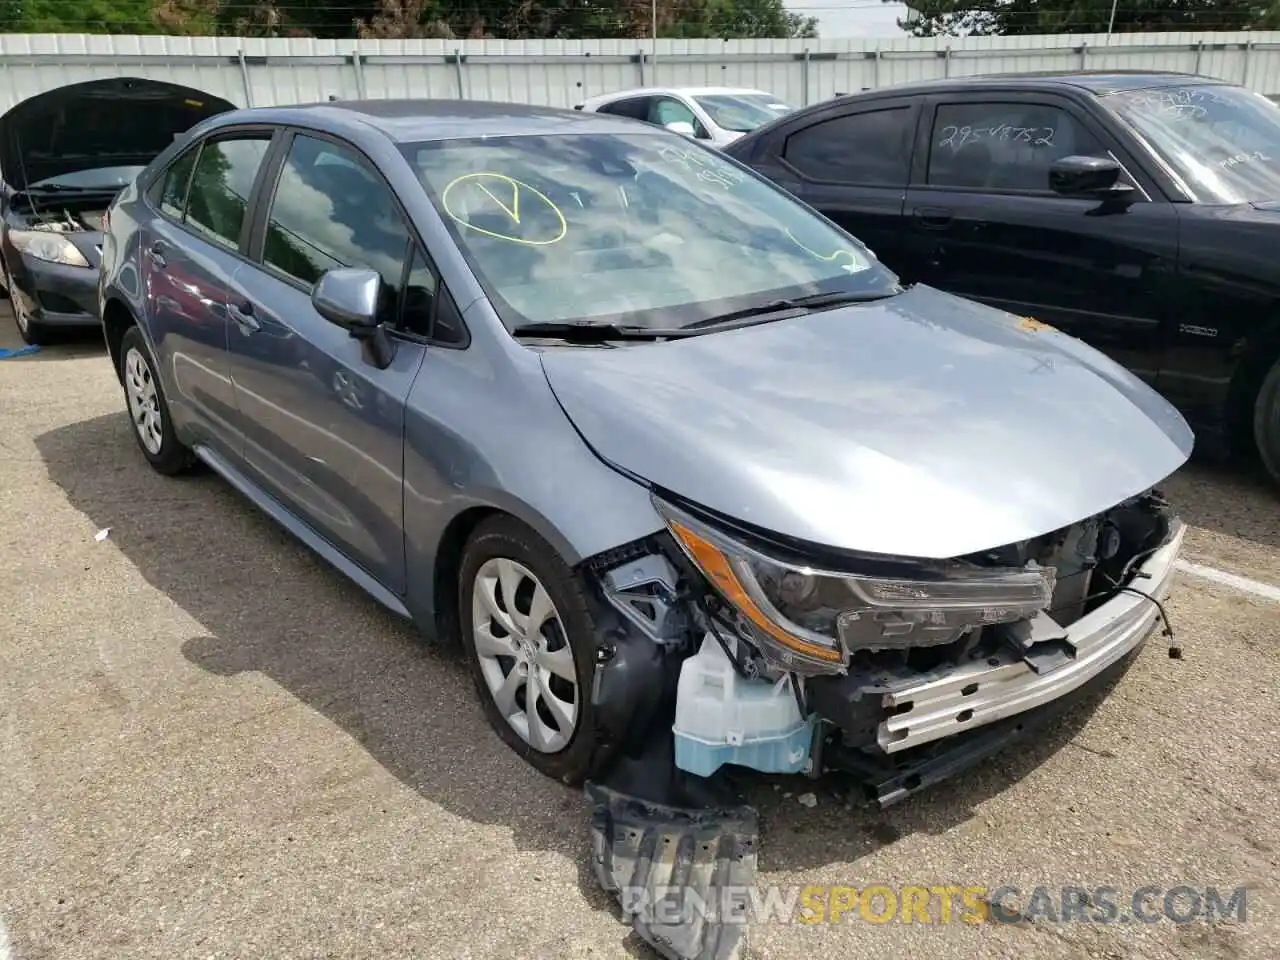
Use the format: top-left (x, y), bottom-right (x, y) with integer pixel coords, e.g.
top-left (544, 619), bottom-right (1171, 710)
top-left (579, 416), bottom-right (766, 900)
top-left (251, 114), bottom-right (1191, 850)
top-left (0, 77), bottom-right (234, 345)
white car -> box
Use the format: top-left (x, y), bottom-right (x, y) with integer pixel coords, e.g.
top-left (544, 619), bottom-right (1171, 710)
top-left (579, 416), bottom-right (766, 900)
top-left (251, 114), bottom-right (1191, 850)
top-left (574, 86), bottom-right (794, 147)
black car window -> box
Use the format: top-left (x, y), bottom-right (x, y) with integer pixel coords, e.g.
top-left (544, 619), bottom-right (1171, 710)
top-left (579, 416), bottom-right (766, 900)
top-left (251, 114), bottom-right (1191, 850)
top-left (783, 107), bottom-right (914, 186)
top-left (184, 136), bottom-right (272, 250)
top-left (157, 147), bottom-right (199, 218)
top-left (261, 134), bottom-right (411, 326)
top-left (598, 97), bottom-right (653, 121)
top-left (927, 102), bottom-right (1110, 193)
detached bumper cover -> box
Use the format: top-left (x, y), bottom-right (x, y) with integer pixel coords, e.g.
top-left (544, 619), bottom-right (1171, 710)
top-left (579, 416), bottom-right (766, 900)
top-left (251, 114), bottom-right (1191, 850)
top-left (588, 782), bottom-right (757, 960)
top-left (878, 521), bottom-right (1185, 753)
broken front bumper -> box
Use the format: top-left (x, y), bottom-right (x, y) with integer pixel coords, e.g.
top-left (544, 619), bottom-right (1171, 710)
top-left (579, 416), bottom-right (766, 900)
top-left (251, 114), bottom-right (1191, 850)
top-left (876, 521), bottom-right (1184, 753)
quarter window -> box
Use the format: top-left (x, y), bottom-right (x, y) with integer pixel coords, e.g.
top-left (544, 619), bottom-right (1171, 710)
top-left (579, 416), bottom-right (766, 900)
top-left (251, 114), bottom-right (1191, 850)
top-left (157, 147), bottom-right (199, 218)
top-left (184, 136), bottom-right (271, 249)
top-left (783, 107), bottom-right (914, 186)
top-left (261, 134), bottom-right (411, 324)
top-left (400, 245), bottom-right (439, 339)
top-left (926, 102), bottom-right (1110, 192)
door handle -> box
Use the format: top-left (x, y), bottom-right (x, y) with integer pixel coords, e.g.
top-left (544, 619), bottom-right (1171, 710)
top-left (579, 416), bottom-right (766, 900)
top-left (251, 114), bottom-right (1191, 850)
top-left (913, 207), bottom-right (954, 230)
top-left (228, 300), bottom-right (260, 333)
top-left (146, 242), bottom-right (167, 268)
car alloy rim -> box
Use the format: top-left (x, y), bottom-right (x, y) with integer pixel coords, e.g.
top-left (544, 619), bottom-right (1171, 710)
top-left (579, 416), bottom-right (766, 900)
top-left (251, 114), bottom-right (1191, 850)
top-left (124, 347), bottom-right (164, 455)
top-left (472, 557), bottom-right (579, 753)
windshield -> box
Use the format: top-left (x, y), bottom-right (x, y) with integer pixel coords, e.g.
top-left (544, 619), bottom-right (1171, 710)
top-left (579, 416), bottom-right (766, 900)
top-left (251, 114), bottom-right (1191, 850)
top-left (1103, 84), bottom-right (1280, 203)
top-left (405, 132), bottom-right (895, 331)
top-left (694, 93), bottom-right (794, 133)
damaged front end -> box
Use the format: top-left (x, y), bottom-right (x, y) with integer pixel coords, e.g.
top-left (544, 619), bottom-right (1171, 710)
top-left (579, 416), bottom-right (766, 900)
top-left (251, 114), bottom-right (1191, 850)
top-left (581, 487), bottom-right (1183, 959)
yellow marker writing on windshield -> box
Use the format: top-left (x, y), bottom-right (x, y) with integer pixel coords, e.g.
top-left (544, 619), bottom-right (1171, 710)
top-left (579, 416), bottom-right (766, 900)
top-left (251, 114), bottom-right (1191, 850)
top-left (784, 227), bottom-right (866, 273)
top-left (441, 172), bottom-right (566, 246)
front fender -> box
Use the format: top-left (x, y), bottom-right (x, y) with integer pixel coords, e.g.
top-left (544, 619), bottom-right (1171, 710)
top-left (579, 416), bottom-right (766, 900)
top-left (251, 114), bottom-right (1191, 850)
top-left (401, 333), bottom-right (665, 632)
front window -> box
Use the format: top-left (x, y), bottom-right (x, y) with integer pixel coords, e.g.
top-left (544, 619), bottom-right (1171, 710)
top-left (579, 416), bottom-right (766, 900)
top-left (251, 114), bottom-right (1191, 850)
top-left (694, 93), bottom-right (794, 133)
top-left (404, 132), bottom-right (897, 330)
top-left (1103, 83), bottom-right (1280, 203)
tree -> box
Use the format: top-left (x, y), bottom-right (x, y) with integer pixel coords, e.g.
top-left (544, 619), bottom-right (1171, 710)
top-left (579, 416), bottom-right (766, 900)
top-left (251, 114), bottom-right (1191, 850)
top-left (896, 0), bottom-right (1280, 36)
top-left (353, 0), bottom-right (818, 40)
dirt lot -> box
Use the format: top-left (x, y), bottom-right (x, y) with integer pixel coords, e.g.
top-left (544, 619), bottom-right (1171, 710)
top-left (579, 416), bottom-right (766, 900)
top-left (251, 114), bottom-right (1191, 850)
top-left (2, 312), bottom-right (1279, 960)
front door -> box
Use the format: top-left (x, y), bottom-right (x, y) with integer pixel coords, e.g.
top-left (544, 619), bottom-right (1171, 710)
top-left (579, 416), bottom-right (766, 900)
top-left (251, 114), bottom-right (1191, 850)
top-left (903, 94), bottom-right (1179, 382)
top-left (223, 131), bottom-right (433, 595)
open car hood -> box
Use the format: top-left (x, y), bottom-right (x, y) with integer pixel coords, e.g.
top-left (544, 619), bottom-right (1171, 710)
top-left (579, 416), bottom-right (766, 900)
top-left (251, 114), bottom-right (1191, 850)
top-left (0, 77), bottom-right (236, 191)
top-left (540, 284), bottom-right (1194, 560)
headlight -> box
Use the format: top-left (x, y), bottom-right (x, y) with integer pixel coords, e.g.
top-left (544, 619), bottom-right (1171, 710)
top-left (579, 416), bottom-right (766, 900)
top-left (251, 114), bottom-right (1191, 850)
top-left (654, 497), bottom-right (1056, 674)
top-left (9, 229), bottom-right (90, 267)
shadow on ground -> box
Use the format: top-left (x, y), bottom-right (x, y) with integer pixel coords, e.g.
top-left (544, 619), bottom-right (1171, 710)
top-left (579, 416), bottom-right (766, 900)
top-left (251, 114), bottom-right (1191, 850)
top-left (37, 411), bottom-right (1138, 955)
top-left (1163, 454), bottom-right (1280, 553)
top-left (0, 314), bottom-right (107, 361)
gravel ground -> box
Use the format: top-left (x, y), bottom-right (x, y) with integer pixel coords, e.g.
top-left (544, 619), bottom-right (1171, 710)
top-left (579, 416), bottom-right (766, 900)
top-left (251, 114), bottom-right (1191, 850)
top-left (2, 314), bottom-right (1278, 960)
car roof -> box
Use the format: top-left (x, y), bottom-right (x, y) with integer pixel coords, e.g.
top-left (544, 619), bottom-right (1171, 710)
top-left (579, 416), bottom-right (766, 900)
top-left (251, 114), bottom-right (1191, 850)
top-left (823, 70), bottom-right (1231, 104)
top-left (580, 86), bottom-right (773, 104)
top-left (202, 98), bottom-right (649, 143)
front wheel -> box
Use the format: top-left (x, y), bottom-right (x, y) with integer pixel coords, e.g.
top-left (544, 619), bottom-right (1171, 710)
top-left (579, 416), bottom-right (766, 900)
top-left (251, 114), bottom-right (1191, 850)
top-left (458, 516), bottom-right (611, 784)
top-left (7, 267), bottom-right (50, 346)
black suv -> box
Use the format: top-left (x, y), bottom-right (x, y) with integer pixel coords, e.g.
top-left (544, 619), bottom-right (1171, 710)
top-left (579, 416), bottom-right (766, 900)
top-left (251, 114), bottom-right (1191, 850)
top-left (724, 71), bottom-right (1280, 487)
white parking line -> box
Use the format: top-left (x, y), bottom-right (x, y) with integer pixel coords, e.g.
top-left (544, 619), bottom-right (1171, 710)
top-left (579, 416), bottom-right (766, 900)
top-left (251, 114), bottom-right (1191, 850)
top-left (0, 916), bottom-right (12, 960)
top-left (1174, 559), bottom-right (1280, 603)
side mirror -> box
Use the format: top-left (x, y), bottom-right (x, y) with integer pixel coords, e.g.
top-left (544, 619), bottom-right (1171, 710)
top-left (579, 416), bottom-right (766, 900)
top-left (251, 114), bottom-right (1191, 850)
top-left (312, 267), bottom-right (381, 330)
top-left (664, 120), bottom-right (696, 138)
top-left (1049, 155), bottom-right (1133, 199)
top-left (311, 267), bottom-right (396, 368)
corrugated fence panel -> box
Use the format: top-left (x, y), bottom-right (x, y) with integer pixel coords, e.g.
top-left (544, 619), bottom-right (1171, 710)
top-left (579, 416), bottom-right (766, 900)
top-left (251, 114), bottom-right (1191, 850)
top-left (2, 31), bottom-right (1280, 113)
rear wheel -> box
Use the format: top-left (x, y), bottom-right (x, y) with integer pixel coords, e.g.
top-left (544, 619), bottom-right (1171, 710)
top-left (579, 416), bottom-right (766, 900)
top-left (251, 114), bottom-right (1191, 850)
top-left (119, 325), bottom-right (195, 476)
top-left (458, 516), bottom-right (611, 784)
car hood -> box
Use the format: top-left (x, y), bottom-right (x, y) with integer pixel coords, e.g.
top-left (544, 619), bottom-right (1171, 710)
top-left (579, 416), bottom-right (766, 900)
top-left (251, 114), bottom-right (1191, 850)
top-left (539, 284), bottom-right (1193, 560)
top-left (0, 77), bottom-right (235, 191)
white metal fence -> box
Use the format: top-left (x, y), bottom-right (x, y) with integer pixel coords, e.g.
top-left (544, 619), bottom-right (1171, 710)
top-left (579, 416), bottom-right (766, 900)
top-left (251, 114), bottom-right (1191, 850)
top-left (1, 30), bottom-right (1280, 114)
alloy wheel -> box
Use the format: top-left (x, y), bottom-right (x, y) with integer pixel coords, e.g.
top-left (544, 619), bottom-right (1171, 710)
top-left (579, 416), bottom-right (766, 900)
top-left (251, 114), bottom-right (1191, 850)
top-left (471, 556), bottom-right (579, 753)
top-left (124, 347), bottom-right (164, 455)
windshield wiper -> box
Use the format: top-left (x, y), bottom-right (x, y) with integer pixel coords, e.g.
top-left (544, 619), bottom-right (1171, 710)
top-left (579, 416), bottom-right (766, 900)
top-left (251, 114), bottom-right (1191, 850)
top-left (511, 321), bottom-right (696, 341)
top-left (682, 288), bottom-right (903, 332)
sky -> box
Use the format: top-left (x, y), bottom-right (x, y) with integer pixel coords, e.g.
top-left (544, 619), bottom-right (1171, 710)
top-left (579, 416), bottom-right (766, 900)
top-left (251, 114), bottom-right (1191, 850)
top-left (795, 0), bottom-right (917, 37)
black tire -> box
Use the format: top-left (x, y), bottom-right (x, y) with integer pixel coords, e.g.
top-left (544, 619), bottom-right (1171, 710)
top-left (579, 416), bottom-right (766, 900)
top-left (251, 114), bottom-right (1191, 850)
top-left (1254, 356), bottom-right (1280, 488)
top-left (458, 515), bottom-right (612, 785)
top-left (7, 268), bottom-right (51, 346)
top-left (118, 325), bottom-right (195, 476)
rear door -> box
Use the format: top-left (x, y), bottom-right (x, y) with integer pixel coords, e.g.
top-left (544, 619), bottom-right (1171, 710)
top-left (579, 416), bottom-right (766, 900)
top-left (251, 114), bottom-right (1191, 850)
top-left (139, 128), bottom-right (276, 458)
top-left (223, 129), bottom-right (456, 596)
top-left (902, 91), bottom-right (1180, 380)
top-left (741, 96), bottom-right (921, 278)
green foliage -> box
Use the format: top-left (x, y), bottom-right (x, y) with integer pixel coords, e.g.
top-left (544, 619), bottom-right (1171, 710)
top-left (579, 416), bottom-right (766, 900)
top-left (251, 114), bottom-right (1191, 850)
top-left (0, 0), bottom-right (820, 38)
top-left (897, 0), bottom-right (1280, 36)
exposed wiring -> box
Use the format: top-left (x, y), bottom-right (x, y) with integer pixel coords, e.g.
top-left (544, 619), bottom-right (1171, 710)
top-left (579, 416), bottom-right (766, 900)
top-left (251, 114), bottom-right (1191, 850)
top-left (789, 672), bottom-right (808, 718)
top-left (704, 604), bottom-right (755, 680)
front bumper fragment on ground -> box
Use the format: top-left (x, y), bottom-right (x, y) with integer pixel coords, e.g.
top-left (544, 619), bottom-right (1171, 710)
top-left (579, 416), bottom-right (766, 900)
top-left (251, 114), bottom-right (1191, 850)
top-left (876, 521), bottom-right (1185, 753)
top-left (587, 782), bottom-right (758, 960)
